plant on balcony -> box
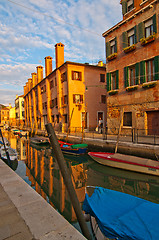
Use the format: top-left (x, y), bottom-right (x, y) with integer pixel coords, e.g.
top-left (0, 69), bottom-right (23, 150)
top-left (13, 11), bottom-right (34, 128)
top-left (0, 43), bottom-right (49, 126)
top-left (142, 81), bottom-right (157, 89)
top-left (126, 85), bottom-right (138, 92)
top-left (107, 53), bottom-right (117, 61)
top-left (140, 33), bottom-right (156, 46)
top-left (108, 89), bottom-right (119, 95)
top-left (123, 44), bottom-right (136, 53)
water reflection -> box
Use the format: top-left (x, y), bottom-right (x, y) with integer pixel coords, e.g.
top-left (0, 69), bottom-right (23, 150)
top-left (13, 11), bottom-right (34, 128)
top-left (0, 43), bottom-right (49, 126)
top-left (2, 130), bottom-right (159, 224)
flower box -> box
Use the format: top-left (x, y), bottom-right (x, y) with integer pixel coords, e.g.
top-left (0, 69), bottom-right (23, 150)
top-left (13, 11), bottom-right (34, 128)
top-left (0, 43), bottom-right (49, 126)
top-left (142, 81), bottom-right (157, 89)
top-left (108, 89), bottom-right (119, 95)
top-left (124, 44), bottom-right (136, 53)
top-left (140, 34), bottom-right (156, 46)
top-left (107, 53), bottom-right (117, 61)
top-left (126, 85), bottom-right (138, 92)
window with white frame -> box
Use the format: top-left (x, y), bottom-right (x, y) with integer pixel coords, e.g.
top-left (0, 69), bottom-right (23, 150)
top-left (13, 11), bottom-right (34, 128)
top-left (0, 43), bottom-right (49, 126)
top-left (129, 65), bottom-right (136, 86)
top-left (146, 59), bottom-right (155, 82)
top-left (128, 28), bottom-right (135, 46)
top-left (111, 72), bottom-right (117, 90)
top-left (127, 0), bottom-right (134, 12)
top-left (145, 18), bottom-right (153, 38)
top-left (110, 39), bottom-right (115, 55)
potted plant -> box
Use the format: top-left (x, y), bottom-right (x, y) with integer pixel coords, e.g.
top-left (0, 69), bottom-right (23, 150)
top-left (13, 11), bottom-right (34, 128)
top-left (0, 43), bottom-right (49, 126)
top-left (107, 53), bottom-right (117, 61)
top-left (140, 33), bottom-right (156, 46)
top-left (124, 44), bottom-right (136, 53)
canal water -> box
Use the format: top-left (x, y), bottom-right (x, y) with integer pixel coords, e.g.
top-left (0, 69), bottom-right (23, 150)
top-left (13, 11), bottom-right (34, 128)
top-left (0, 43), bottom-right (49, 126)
top-left (2, 130), bottom-right (159, 233)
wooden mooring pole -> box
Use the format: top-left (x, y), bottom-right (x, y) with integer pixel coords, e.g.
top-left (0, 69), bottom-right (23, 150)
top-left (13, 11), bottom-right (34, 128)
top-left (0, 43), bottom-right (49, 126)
top-left (0, 129), bottom-right (11, 165)
top-left (45, 123), bottom-right (91, 240)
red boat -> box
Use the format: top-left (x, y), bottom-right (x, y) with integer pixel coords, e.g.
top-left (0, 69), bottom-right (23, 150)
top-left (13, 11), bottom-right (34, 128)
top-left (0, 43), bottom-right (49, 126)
top-left (88, 152), bottom-right (159, 176)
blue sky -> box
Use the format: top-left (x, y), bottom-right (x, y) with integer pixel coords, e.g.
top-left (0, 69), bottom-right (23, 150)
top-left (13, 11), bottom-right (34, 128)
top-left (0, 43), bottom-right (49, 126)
top-left (0, 0), bottom-right (122, 106)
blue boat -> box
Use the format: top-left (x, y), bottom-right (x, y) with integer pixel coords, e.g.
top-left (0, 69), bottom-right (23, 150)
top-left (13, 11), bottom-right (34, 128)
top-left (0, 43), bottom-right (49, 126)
top-left (58, 141), bottom-right (87, 155)
top-left (83, 186), bottom-right (159, 240)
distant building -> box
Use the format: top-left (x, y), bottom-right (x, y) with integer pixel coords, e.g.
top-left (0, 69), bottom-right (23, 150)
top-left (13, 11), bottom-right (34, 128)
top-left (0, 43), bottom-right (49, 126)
top-left (0, 105), bottom-right (10, 127)
top-left (23, 43), bottom-right (106, 132)
top-left (9, 104), bottom-right (16, 127)
top-left (15, 95), bottom-right (25, 126)
top-left (103, 0), bottom-right (159, 135)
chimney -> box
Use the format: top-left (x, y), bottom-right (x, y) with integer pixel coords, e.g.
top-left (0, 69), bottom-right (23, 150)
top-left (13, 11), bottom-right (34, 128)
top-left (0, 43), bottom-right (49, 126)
top-left (28, 78), bottom-right (32, 91)
top-left (26, 82), bottom-right (29, 94)
top-left (37, 66), bottom-right (43, 83)
top-left (45, 56), bottom-right (52, 77)
top-left (98, 61), bottom-right (103, 66)
top-left (55, 43), bottom-right (64, 69)
top-left (24, 85), bottom-right (26, 96)
top-left (32, 72), bottom-right (37, 87)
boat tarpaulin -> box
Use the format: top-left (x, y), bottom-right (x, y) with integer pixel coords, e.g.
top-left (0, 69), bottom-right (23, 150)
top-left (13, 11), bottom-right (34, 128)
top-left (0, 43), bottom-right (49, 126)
top-left (82, 187), bottom-right (159, 240)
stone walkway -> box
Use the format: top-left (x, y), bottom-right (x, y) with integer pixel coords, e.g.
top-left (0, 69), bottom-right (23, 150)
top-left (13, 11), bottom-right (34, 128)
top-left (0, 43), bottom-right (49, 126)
top-left (0, 160), bottom-right (86, 240)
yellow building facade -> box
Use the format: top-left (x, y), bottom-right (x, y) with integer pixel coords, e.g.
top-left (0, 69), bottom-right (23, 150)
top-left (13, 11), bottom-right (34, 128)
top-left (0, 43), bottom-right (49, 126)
top-left (24, 43), bottom-right (106, 133)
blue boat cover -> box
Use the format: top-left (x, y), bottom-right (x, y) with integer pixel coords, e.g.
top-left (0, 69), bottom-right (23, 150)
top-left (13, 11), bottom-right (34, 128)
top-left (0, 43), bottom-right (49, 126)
top-left (82, 187), bottom-right (159, 240)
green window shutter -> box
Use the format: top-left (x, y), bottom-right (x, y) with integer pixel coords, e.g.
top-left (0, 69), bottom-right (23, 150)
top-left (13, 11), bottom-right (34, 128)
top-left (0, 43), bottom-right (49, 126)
top-left (154, 56), bottom-right (159, 80)
top-left (122, 31), bottom-right (128, 49)
top-left (116, 70), bottom-right (119, 89)
top-left (135, 63), bottom-right (139, 85)
top-left (138, 22), bottom-right (144, 41)
top-left (134, 25), bottom-right (137, 44)
top-left (115, 37), bottom-right (117, 53)
top-left (122, 0), bottom-right (127, 15)
top-left (124, 67), bottom-right (129, 88)
top-left (106, 42), bottom-right (111, 58)
top-left (107, 73), bottom-right (111, 91)
top-left (140, 61), bottom-right (146, 84)
top-left (153, 14), bottom-right (157, 33)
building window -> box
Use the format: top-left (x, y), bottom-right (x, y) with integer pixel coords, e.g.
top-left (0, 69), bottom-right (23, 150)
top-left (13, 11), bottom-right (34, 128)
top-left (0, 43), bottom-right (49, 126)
top-left (106, 37), bottom-right (117, 58)
top-left (100, 74), bottom-right (105, 82)
top-left (61, 72), bottom-right (67, 83)
top-left (110, 39), bottom-right (115, 54)
top-left (129, 65), bottom-right (136, 86)
top-left (73, 94), bottom-right (83, 104)
top-left (101, 95), bottom-right (106, 104)
top-left (146, 59), bottom-right (155, 82)
top-left (56, 115), bottom-right (59, 123)
top-left (72, 71), bottom-right (82, 81)
top-left (63, 114), bottom-right (68, 123)
top-left (123, 112), bottom-right (132, 127)
top-left (50, 80), bottom-right (54, 89)
top-left (107, 70), bottom-right (119, 91)
top-left (127, 0), bottom-right (134, 12)
top-left (128, 28), bottom-right (135, 46)
top-left (52, 115), bottom-right (54, 122)
top-left (145, 18), bottom-right (153, 38)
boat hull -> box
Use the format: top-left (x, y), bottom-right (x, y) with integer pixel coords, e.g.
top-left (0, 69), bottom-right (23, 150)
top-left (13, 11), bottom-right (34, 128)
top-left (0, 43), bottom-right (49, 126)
top-left (88, 152), bottom-right (159, 176)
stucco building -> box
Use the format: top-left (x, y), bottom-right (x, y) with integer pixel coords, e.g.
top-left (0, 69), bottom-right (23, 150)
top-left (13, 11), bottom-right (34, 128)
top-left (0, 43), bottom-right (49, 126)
top-left (15, 95), bottom-right (25, 126)
top-left (24, 43), bottom-right (106, 132)
top-left (103, 0), bottom-right (159, 135)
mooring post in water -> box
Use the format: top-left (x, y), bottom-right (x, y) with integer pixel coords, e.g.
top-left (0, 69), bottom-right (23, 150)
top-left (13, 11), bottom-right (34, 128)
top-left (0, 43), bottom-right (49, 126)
top-left (0, 129), bottom-right (11, 165)
top-left (45, 123), bottom-right (91, 240)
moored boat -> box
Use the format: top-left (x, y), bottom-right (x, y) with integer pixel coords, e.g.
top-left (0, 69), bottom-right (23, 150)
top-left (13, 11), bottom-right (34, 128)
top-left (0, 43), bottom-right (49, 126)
top-left (83, 186), bottom-right (159, 240)
top-left (58, 140), bottom-right (88, 155)
top-left (30, 136), bottom-right (50, 145)
top-left (0, 146), bottom-right (18, 161)
top-left (88, 152), bottom-right (159, 176)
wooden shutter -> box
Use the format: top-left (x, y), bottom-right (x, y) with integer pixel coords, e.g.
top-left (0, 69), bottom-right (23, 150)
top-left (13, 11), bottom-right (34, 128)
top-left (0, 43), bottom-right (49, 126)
top-left (115, 37), bottom-right (117, 53)
top-left (116, 70), bottom-right (119, 89)
top-left (80, 95), bottom-right (83, 103)
top-left (106, 42), bottom-right (111, 58)
top-left (134, 25), bottom-right (137, 44)
top-left (122, 0), bottom-right (127, 15)
top-left (135, 63), bottom-right (139, 85)
top-left (122, 31), bottom-right (128, 49)
top-left (138, 22), bottom-right (144, 41)
top-left (153, 14), bottom-right (157, 33)
top-left (124, 67), bottom-right (129, 88)
top-left (73, 94), bottom-right (75, 103)
top-left (140, 61), bottom-right (146, 84)
top-left (154, 56), bottom-right (159, 81)
top-left (107, 73), bottom-right (111, 91)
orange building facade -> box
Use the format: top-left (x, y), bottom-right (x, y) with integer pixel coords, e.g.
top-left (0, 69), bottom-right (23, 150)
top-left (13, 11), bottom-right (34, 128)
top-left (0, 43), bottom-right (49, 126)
top-left (24, 43), bottom-right (106, 132)
top-left (103, 0), bottom-right (159, 135)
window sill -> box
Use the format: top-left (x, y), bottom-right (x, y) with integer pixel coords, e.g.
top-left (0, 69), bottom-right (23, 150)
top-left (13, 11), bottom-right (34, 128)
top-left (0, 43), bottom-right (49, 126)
top-left (107, 53), bottom-right (117, 61)
top-left (108, 89), bottom-right (119, 95)
top-left (123, 44), bottom-right (136, 53)
top-left (126, 85), bottom-right (138, 92)
top-left (140, 34), bottom-right (156, 46)
top-left (142, 81), bottom-right (157, 89)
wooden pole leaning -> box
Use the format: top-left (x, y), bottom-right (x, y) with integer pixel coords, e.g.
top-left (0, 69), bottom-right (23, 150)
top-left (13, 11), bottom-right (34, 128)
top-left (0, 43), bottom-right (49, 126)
top-left (45, 123), bottom-right (91, 240)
